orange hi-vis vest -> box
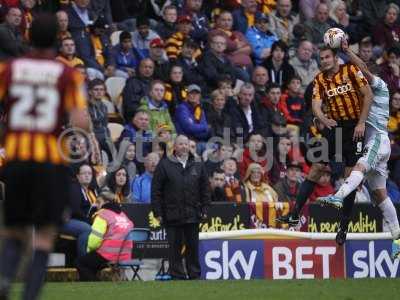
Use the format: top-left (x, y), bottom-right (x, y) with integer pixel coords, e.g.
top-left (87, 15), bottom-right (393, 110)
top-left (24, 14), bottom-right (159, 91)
top-left (96, 209), bottom-right (134, 262)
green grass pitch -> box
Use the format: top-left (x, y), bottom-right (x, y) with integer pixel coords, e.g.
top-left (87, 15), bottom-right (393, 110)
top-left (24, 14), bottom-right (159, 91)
top-left (9, 279), bottom-right (400, 300)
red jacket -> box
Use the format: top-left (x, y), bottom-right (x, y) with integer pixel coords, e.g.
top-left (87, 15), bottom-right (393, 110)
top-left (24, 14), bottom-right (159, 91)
top-left (239, 148), bottom-right (268, 180)
top-left (309, 183), bottom-right (334, 203)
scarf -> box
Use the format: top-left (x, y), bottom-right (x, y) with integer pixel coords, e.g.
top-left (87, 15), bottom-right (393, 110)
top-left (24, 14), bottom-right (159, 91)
top-left (224, 178), bottom-right (243, 203)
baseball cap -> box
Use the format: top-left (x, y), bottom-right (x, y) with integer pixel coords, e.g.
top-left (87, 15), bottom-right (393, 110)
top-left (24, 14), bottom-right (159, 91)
top-left (150, 38), bottom-right (164, 48)
top-left (177, 14), bottom-right (192, 24)
top-left (187, 84), bottom-right (201, 93)
top-left (256, 13), bottom-right (269, 23)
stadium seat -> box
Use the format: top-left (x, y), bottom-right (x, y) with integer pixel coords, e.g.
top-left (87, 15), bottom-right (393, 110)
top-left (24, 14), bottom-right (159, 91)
top-left (105, 77), bottom-right (126, 113)
top-left (110, 31), bottom-right (122, 46)
top-left (108, 122), bottom-right (124, 143)
top-left (111, 228), bottom-right (150, 281)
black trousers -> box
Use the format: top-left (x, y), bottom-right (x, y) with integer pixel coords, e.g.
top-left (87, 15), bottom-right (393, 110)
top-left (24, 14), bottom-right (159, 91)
top-left (76, 251), bottom-right (108, 281)
top-left (166, 223), bottom-right (200, 280)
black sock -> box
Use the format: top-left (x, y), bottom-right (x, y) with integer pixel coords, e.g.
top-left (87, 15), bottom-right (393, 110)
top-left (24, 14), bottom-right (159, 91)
top-left (339, 190), bottom-right (356, 231)
top-left (292, 179), bottom-right (316, 217)
top-left (23, 250), bottom-right (49, 300)
top-left (0, 238), bottom-right (23, 297)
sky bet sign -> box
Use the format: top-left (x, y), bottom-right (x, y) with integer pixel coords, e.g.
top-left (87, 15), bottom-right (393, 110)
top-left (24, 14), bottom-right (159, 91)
top-left (200, 239), bottom-right (400, 279)
top-left (199, 239), bottom-right (344, 280)
top-left (346, 240), bottom-right (400, 278)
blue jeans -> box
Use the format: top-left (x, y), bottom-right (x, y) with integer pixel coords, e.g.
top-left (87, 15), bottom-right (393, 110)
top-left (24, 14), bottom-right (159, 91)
top-left (61, 219), bottom-right (92, 257)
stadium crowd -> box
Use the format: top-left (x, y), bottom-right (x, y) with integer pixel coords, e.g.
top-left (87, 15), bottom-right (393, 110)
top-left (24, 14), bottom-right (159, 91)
top-left (1, 0), bottom-right (400, 258)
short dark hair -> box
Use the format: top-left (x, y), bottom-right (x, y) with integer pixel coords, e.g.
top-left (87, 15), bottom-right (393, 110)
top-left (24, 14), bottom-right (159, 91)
top-left (387, 46), bottom-right (400, 57)
top-left (266, 82), bottom-right (281, 92)
top-left (31, 13), bottom-right (59, 49)
top-left (88, 79), bottom-right (105, 90)
top-left (271, 40), bottom-right (288, 54)
top-left (119, 31), bottom-right (131, 43)
top-left (212, 168), bottom-right (225, 176)
top-left (183, 38), bottom-right (198, 49)
top-left (136, 16), bottom-right (150, 27)
top-left (319, 45), bottom-right (338, 55)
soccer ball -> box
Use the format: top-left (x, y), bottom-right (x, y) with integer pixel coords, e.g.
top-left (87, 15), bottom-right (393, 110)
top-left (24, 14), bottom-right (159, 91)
top-left (323, 28), bottom-right (346, 49)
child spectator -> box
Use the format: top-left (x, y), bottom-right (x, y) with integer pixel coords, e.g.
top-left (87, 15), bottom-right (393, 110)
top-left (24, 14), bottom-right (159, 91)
top-left (278, 75), bottom-right (306, 125)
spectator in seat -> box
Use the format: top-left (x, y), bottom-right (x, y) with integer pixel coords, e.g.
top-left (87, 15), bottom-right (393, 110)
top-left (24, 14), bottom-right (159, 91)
top-left (222, 158), bottom-right (246, 202)
top-left (176, 38), bottom-right (206, 91)
top-left (112, 31), bottom-right (140, 79)
top-left (181, 0), bottom-right (209, 44)
top-left (76, 191), bottom-right (134, 281)
top-left (67, 0), bottom-right (106, 80)
top-left (270, 111), bottom-right (288, 138)
top-left (103, 166), bottom-right (130, 203)
top-left (163, 64), bottom-right (188, 116)
top-left (56, 10), bottom-right (72, 42)
top-left (278, 75), bottom-right (306, 126)
top-left (244, 163), bottom-right (278, 203)
top-left (0, 6), bottom-right (28, 61)
top-left (138, 80), bottom-right (176, 134)
top-left (268, 0), bottom-right (299, 44)
top-left (61, 164), bottom-right (98, 258)
top-left (270, 134), bottom-right (291, 185)
top-left (131, 152), bottom-right (160, 203)
top-left (389, 90), bottom-right (400, 135)
top-left (119, 142), bottom-right (137, 184)
top-left (209, 168), bottom-right (227, 202)
top-left (289, 40), bottom-right (319, 93)
top-left (209, 10), bottom-right (253, 72)
top-left (304, 3), bottom-right (331, 48)
top-left (328, 0), bottom-right (357, 43)
top-left (149, 38), bottom-right (170, 81)
top-left (308, 166), bottom-right (334, 202)
top-left (259, 82), bottom-right (282, 121)
top-left (165, 14), bottom-right (194, 60)
top-left (20, 0), bottom-right (36, 42)
top-left (232, 0), bottom-right (262, 34)
top-left (262, 40), bottom-right (295, 87)
top-left (204, 89), bottom-right (236, 142)
top-left (122, 58), bottom-right (155, 122)
top-left (132, 16), bottom-right (161, 60)
top-left (380, 46), bottom-right (400, 93)
top-left (118, 110), bottom-right (154, 160)
top-left (373, 3), bottom-right (400, 52)
top-left (56, 37), bottom-right (85, 67)
top-left (87, 79), bottom-right (111, 155)
top-left (88, 16), bottom-right (115, 77)
top-left (358, 37), bottom-right (381, 76)
top-left (155, 4), bottom-right (178, 40)
top-left (245, 13), bottom-right (278, 65)
top-left (198, 34), bottom-right (239, 91)
top-left (89, 0), bottom-right (113, 26)
top-left (204, 142), bottom-right (234, 176)
top-left (174, 84), bottom-right (210, 142)
top-left (229, 83), bottom-right (267, 142)
top-left (252, 66), bottom-right (270, 104)
top-left (273, 160), bottom-right (301, 202)
top-left (239, 133), bottom-right (269, 180)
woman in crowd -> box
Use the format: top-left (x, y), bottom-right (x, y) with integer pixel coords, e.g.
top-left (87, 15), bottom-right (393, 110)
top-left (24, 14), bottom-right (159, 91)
top-left (243, 163), bottom-right (278, 203)
top-left (104, 166), bottom-right (131, 203)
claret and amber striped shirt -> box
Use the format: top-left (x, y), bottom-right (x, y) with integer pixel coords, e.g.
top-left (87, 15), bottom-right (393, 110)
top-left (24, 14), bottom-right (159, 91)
top-left (0, 56), bottom-right (87, 165)
top-left (312, 63), bottom-right (369, 121)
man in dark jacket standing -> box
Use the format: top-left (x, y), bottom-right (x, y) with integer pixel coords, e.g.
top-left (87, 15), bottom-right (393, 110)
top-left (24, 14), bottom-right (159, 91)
top-left (151, 135), bottom-right (211, 280)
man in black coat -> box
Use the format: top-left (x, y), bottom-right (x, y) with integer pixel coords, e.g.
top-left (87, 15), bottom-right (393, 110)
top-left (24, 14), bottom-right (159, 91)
top-left (151, 135), bottom-right (211, 280)
top-left (0, 7), bottom-right (28, 61)
top-left (122, 58), bottom-right (154, 122)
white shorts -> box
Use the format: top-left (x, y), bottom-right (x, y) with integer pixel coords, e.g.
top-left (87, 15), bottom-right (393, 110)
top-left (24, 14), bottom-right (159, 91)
top-left (358, 133), bottom-right (391, 190)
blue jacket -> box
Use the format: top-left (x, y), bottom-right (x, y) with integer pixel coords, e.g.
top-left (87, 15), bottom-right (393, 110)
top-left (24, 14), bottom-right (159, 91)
top-left (118, 124), bottom-right (153, 156)
top-left (131, 172), bottom-right (152, 203)
top-left (232, 7), bottom-right (262, 34)
top-left (245, 26), bottom-right (278, 65)
top-left (174, 102), bottom-right (209, 141)
top-left (112, 44), bottom-right (141, 72)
